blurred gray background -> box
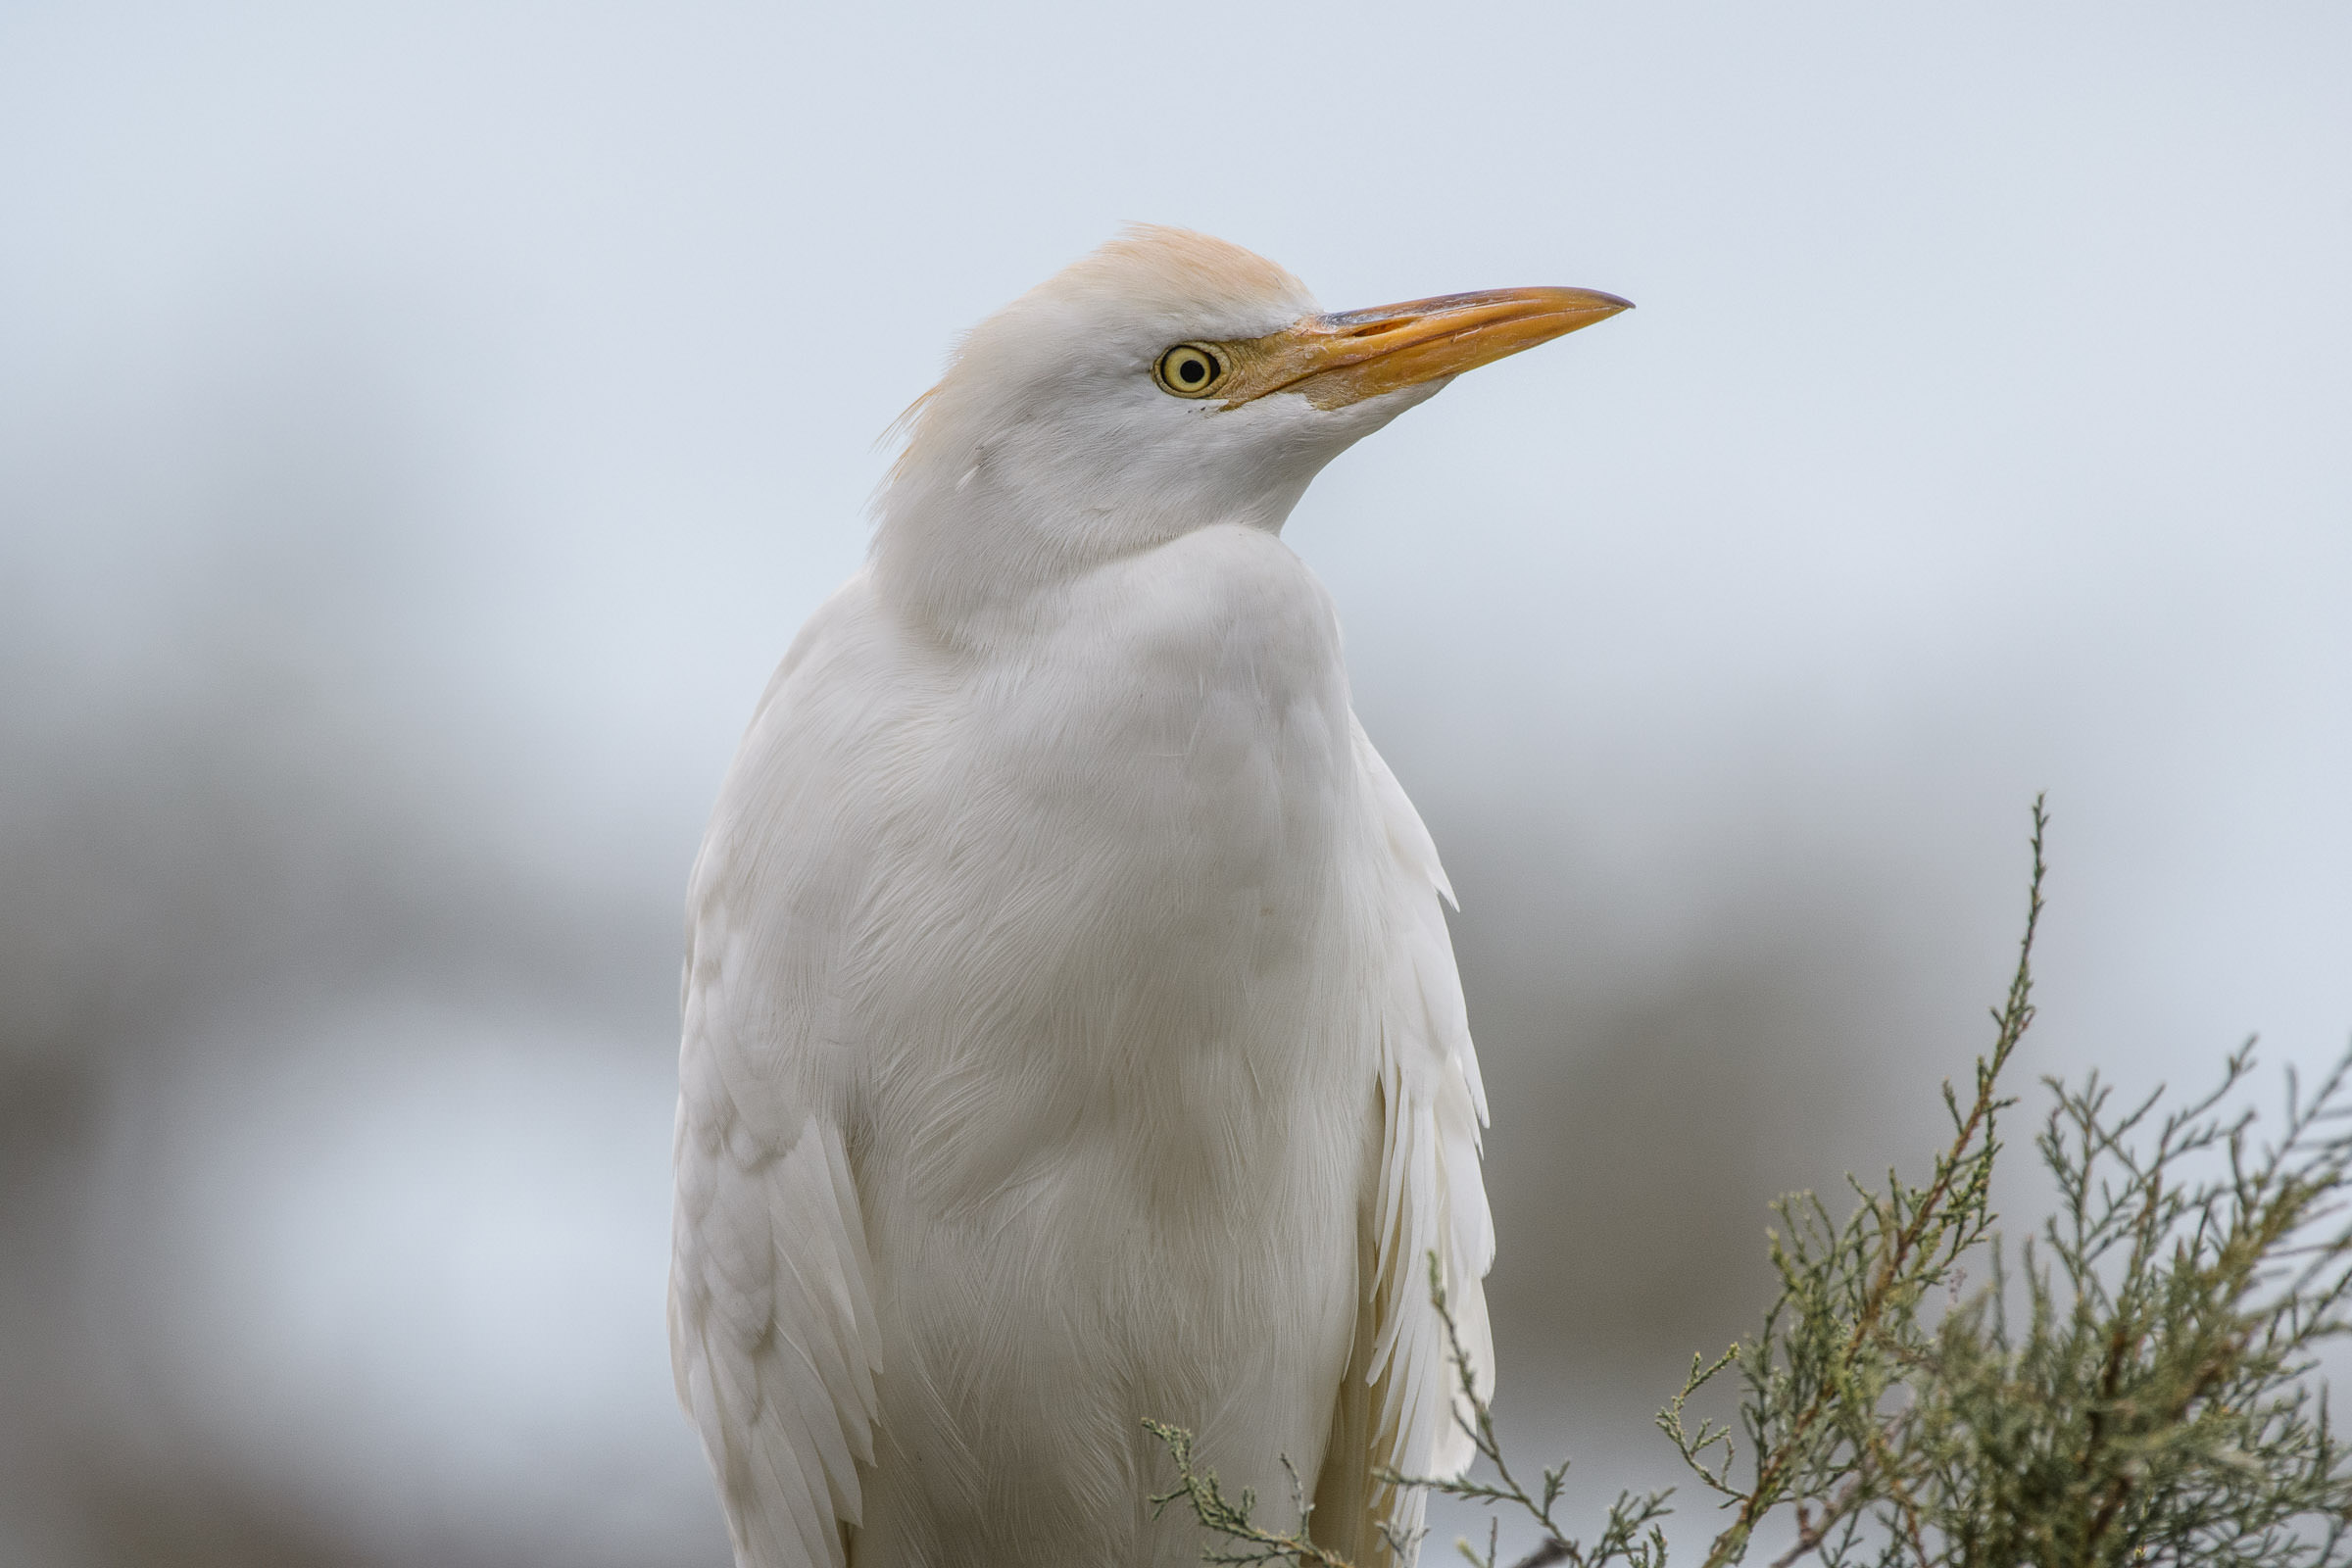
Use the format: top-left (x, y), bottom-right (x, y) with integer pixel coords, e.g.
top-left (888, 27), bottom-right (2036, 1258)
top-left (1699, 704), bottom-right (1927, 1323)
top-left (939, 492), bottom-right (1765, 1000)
top-left (2, 3), bottom-right (2347, 1564)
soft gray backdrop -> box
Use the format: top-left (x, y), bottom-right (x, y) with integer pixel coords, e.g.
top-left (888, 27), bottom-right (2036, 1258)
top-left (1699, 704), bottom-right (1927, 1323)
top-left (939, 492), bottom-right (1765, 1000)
top-left (3, 4), bottom-right (2347, 1564)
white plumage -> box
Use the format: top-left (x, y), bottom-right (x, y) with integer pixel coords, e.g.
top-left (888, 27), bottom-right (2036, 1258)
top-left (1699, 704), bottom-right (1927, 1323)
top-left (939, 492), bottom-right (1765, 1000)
top-left (669, 227), bottom-right (1627, 1568)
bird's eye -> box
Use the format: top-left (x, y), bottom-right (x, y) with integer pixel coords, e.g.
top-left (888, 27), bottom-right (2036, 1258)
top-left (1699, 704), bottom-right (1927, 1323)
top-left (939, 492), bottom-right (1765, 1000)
top-left (1153, 344), bottom-right (1228, 398)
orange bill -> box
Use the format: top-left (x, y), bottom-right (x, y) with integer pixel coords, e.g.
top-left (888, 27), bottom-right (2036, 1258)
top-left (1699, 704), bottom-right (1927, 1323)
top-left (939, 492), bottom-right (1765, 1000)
top-left (1209, 286), bottom-right (1633, 410)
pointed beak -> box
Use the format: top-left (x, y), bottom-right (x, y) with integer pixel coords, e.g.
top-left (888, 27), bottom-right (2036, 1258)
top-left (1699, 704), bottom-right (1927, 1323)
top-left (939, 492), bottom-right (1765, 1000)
top-left (1216, 286), bottom-right (1632, 410)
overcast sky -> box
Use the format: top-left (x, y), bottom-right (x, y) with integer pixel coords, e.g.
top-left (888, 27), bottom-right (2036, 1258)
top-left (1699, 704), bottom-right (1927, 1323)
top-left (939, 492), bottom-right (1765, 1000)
top-left (3, 5), bottom-right (2348, 1565)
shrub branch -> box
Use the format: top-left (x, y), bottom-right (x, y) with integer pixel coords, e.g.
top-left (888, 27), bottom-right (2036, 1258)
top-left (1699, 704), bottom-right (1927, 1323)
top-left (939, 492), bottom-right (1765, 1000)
top-left (1151, 799), bottom-right (2352, 1568)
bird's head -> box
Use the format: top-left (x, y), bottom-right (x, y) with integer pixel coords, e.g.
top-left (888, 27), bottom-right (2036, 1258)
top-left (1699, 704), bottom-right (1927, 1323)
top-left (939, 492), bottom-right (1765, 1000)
top-left (873, 225), bottom-right (1628, 633)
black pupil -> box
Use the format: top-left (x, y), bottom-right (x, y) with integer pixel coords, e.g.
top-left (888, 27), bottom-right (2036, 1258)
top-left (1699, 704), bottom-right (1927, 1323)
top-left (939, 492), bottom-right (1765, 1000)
top-left (1178, 355), bottom-right (1207, 384)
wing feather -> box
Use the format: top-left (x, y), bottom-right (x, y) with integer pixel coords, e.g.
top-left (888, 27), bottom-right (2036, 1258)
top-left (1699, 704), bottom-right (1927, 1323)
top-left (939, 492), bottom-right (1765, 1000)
top-left (1324, 718), bottom-right (1495, 1564)
top-left (672, 1030), bottom-right (882, 1568)
top-left (670, 587), bottom-right (887, 1568)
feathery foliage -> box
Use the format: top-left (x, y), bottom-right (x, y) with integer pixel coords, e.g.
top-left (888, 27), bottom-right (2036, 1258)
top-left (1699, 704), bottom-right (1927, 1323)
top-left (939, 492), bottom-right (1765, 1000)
top-left (1151, 800), bottom-right (2352, 1568)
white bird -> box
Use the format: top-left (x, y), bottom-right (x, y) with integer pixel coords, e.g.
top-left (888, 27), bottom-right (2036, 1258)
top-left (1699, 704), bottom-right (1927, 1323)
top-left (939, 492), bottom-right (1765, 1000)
top-left (670, 226), bottom-right (1629, 1568)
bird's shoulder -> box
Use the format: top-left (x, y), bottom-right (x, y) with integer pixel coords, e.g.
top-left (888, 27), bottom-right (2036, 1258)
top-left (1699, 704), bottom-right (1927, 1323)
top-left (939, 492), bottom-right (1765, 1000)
top-left (691, 568), bottom-right (915, 890)
top-left (738, 566), bottom-right (904, 750)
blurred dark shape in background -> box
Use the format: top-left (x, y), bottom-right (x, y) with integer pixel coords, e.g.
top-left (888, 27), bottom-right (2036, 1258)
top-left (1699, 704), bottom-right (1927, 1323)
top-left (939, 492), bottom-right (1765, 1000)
top-left (0, 363), bottom-right (705, 1565)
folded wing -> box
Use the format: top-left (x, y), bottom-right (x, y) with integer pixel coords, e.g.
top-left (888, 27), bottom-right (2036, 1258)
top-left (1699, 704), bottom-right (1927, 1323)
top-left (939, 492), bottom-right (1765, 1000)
top-left (1317, 717), bottom-right (1495, 1564)
top-left (671, 912), bottom-right (884, 1568)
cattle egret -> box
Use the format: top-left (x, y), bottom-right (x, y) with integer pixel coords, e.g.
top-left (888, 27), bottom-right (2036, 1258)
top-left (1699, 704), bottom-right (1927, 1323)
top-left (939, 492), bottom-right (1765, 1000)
top-left (671, 226), bottom-right (1630, 1568)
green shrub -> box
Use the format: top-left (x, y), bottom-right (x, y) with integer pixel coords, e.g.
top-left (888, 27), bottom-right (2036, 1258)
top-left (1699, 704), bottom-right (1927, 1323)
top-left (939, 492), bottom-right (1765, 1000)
top-left (1152, 801), bottom-right (2352, 1568)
